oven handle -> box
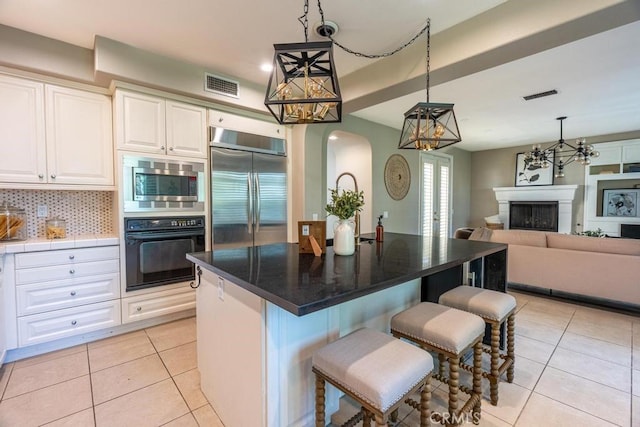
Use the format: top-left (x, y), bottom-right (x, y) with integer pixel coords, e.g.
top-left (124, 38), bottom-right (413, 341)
top-left (125, 231), bottom-right (204, 240)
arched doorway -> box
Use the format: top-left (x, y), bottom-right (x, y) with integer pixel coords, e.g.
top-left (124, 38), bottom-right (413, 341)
top-left (326, 131), bottom-right (373, 238)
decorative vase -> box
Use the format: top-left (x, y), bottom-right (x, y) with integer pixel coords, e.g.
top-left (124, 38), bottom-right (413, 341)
top-left (334, 219), bottom-right (355, 256)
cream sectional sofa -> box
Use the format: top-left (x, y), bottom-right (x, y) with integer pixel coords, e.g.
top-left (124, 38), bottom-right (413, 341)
top-left (469, 228), bottom-right (640, 311)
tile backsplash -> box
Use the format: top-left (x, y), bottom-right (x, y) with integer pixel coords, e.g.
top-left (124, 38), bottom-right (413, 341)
top-left (0, 190), bottom-right (114, 238)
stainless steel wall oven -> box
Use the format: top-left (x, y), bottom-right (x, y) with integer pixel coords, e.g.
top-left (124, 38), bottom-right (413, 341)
top-left (124, 216), bottom-right (205, 291)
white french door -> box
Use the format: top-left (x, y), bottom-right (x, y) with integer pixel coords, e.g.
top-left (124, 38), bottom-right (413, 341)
top-left (421, 152), bottom-right (452, 238)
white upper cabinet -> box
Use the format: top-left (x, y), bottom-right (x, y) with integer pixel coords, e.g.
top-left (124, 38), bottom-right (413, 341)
top-left (166, 100), bottom-right (207, 158)
top-left (115, 90), bottom-right (207, 158)
top-left (45, 85), bottom-right (113, 186)
top-left (0, 75), bottom-right (46, 184)
top-left (115, 91), bottom-right (165, 154)
top-left (0, 74), bottom-right (113, 187)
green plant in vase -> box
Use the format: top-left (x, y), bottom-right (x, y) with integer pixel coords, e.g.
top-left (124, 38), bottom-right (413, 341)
top-left (325, 188), bottom-right (364, 220)
top-left (325, 188), bottom-right (364, 256)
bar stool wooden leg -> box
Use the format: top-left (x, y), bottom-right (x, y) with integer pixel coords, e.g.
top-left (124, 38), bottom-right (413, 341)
top-left (448, 356), bottom-right (460, 426)
top-left (421, 377), bottom-right (431, 426)
top-left (507, 314), bottom-right (515, 383)
top-left (438, 353), bottom-right (446, 378)
top-left (315, 376), bottom-right (325, 427)
top-left (473, 341), bottom-right (483, 423)
top-left (363, 408), bottom-right (372, 426)
top-left (489, 321), bottom-right (500, 405)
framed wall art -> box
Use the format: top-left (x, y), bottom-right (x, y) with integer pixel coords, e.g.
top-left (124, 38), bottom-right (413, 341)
top-left (603, 189), bottom-right (639, 217)
top-left (515, 151), bottom-right (554, 187)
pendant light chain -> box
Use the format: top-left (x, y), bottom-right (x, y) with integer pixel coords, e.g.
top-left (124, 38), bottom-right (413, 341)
top-left (316, 0), bottom-right (429, 59)
top-left (299, 0), bottom-right (310, 42)
top-left (425, 18), bottom-right (430, 103)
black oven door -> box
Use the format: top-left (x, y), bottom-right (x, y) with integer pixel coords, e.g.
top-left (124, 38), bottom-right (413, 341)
top-left (125, 230), bottom-right (205, 291)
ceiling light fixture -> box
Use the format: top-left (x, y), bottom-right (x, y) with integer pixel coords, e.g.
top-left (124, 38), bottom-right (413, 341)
top-left (524, 116), bottom-right (599, 178)
top-left (398, 19), bottom-right (461, 151)
top-left (264, 0), bottom-right (341, 124)
top-left (264, 0), bottom-right (430, 126)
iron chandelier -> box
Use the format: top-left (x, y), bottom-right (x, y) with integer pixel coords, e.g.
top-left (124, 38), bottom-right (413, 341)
top-left (264, 1), bottom-right (341, 124)
top-left (398, 18), bottom-right (461, 151)
top-left (524, 116), bottom-right (599, 178)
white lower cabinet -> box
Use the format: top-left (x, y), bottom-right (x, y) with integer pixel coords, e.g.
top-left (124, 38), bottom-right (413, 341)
top-left (16, 272), bottom-right (120, 316)
top-left (14, 245), bottom-right (121, 347)
top-left (121, 286), bottom-right (195, 324)
top-left (18, 300), bottom-right (120, 347)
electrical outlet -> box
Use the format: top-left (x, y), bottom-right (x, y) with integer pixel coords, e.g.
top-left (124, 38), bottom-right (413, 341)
top-left (383, 211), bottom-right (389, 219)
top-left (217, 276), bottom-right (225, 300)
top-left (302, 224), bottom-right (310, 236)
top-left (37, 205), bottom-right (48, 218)
top-left (312, 213), bottom-right (318, 221)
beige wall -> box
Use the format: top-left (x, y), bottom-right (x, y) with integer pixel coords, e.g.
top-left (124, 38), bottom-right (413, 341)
top-left (300, 116), bottom-right (472, 236)
top-left (470, 131), bottom-right (640, 232)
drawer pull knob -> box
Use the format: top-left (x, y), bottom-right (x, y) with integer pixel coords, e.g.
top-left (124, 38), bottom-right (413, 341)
top-left (136, 306), bottom-right (142, 312)
top-left (51, 174), bottom-right (56, 179)
top-left (69, 269), bottom-right (75, 274)
top-left (69, 255), bottom-right (75, 260)
top-left (70, 291), bottom-right (76, 296)
top-left (38, 174), bottom-right (44, 179)
top-left (71, 320), bottom-right (77, 326)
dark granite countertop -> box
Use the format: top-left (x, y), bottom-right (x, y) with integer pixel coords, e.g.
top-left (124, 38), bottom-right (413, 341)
top-left (187, 232), bottom-right (507, 316)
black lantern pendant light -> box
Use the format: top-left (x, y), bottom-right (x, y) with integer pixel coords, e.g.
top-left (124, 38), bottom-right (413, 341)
top-left (398, 19), bottom-right (461, 150)
top-left (264, 0), bottom-right (341, 124)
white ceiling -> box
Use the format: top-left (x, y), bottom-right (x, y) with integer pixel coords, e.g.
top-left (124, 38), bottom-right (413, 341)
top-left (0, 0), bottom-right (638, 151)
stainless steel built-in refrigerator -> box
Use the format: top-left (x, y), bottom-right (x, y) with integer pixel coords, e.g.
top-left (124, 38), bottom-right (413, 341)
top-left (210, 134), bottom-right (287, 249)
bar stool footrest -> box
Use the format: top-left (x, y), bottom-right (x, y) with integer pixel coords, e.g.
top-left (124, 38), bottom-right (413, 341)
top-left (460, 358), bottom-right (514, 380)
top-left (342, 410), bottom-right (364, 427)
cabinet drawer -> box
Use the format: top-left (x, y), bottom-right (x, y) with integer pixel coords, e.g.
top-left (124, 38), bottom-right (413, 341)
top-left (16, 259), bottom-right (119, 284)
top-left (16, 273), bottom-right (120, 316)
top-left (18, 300), bottom-right (121, 347)
top-left (16, 246), bottom-right (119, 268)
top-left (122, 288), bottom-right (195, 324)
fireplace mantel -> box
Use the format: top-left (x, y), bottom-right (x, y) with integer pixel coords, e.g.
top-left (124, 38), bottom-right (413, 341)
top-left (493, 185), bottom-right (578, 234)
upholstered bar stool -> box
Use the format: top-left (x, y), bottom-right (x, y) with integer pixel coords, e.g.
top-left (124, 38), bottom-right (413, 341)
top-left (312, 328), bottom-right (434, 426)
top-left (391, 303), bottom-right (485, 426)
top-left (438, 286), bottom-right (516, 406)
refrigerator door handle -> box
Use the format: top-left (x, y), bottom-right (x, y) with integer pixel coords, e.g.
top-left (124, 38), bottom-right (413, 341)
top-left (254, 173), bottom-right (261, 232)
top-left (247, 172), bottom-right (253, 234)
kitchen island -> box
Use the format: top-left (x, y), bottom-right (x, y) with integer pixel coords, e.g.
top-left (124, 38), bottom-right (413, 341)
top-left (187, 232), bottom-right (507, 427)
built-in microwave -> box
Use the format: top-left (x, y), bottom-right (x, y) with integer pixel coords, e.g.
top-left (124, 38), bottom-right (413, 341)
top-left (122, 155), bottom-right (205, 212)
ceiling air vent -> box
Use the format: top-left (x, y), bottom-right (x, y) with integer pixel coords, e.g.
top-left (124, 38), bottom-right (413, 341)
top-left (523, 89), bottom-right (558, 101)
top-left (205, 73), bottom-right (239, 98)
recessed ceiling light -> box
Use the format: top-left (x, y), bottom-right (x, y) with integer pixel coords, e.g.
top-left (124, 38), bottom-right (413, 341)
top-left (260, 63), bottom-right (273, 72)
top-left (329, 135), bottom-right (338, 140)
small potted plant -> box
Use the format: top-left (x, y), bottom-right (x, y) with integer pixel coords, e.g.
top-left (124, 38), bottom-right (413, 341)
top-left (325, 188), bottom-right (364, 256)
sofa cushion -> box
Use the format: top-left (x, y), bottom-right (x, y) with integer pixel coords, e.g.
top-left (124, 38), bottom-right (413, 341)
top-left (468, 227), bottom-right (493, 242)
top-left (489, 229), bottom-right (548, 247)
top-left (546, 233), bottom-right (640, 256)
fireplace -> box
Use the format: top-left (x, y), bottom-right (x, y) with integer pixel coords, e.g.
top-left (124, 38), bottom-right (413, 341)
top-left (493, 185), bottom-right (577, 234)
top-left (509, 202), bottom-right (558, 232)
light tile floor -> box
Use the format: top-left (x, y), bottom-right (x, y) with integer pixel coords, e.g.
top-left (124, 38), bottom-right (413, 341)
top-left (0, 292), bottom-right (638, 426)
top-left (0, 317), bottom-right (223, 427)
top-left (332, 291), bottom-right (639, 426)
